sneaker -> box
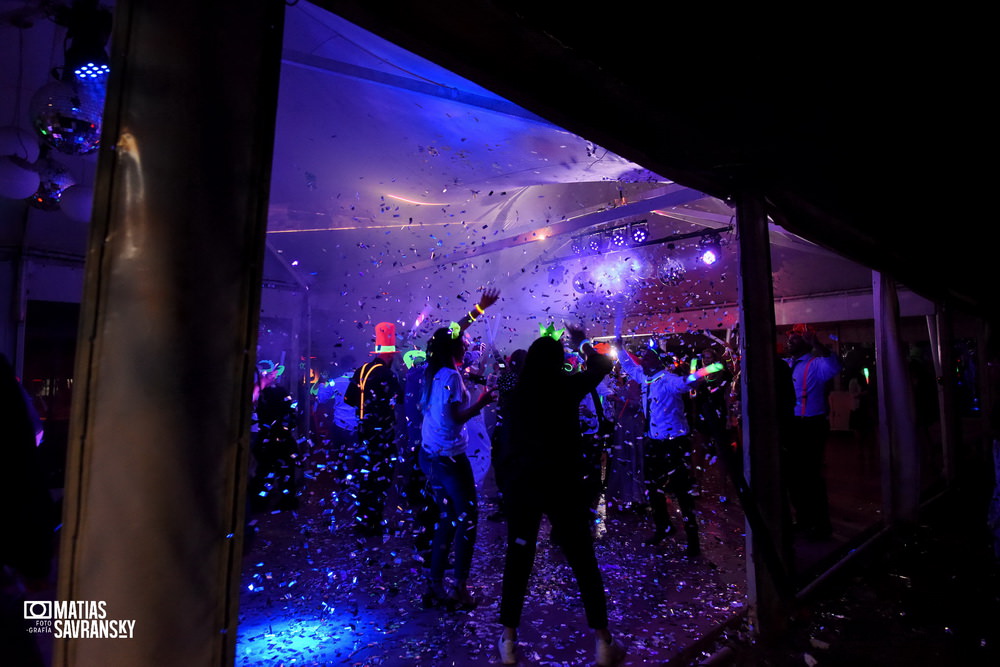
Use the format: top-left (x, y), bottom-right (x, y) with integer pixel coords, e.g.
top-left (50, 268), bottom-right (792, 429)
top-left (595, 636), bottom-right (626, 667)
top-left (642, 525), bottom-right (674, 545)
top-left (452, 586), bottom-right (478, 610)
top-left (421, 581), bottom-right (451, 609)
top-left (685, 528), bottom-right (701, 558)
top-left (642, 531), bottom-right (666, 546)
top-left (498, 634), bottom-right (518, 664)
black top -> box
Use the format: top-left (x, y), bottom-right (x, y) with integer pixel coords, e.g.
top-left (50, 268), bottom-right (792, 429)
top-left (0, 354), bottom-right (56, 580)
top-left (345, 357), bottom-right (401, 425)
top-left (500, 351), bottom-right (612, 496)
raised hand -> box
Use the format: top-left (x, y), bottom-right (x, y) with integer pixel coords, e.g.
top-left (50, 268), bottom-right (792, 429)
top-left (477, 287), bottom-right (500, 311)
top-left (565, 323), bottom-right (587, 350)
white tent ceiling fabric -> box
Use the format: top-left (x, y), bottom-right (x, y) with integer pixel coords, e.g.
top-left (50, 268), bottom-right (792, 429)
top-left (263, 2), bottom-right (879, 357)
top-left (0, 0), bottom-right (960, 354)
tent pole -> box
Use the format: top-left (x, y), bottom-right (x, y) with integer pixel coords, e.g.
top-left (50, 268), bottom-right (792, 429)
top-left (54, 1), bottom-right (285, 665)
top-left (735, 189), bottom-right (791, 638)
top-left (873, 272), bottom-right (921, 523)
top-left (929, 307), bottom-right (959, 485)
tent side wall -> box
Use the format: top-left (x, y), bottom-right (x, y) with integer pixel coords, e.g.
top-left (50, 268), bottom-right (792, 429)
top-left (54, 1), bottom-right (285, 665)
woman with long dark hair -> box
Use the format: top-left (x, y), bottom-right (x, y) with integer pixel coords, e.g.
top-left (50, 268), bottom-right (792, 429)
top-left (496, 327), bottom-right (626, 666)
top-left (419, 289), bottom-right (498, 608)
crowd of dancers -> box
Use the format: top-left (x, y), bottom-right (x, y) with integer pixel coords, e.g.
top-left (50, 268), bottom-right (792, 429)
top-left (245, 288), bottom-right (759, 666)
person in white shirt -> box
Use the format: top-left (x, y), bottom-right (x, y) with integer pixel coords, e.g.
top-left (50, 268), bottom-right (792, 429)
top-left (616, 336), bottom-right (721, 555)
top-left (316, 362), bottom-right (359, 482)
top-left (418, 289), bottom-right (499, 608)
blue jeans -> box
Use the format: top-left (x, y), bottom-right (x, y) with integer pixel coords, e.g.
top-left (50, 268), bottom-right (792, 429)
top-left (419, 450), bottom-right (478, 583)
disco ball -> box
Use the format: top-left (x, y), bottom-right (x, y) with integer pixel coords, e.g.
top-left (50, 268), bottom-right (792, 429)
top-left (572, 271), bottom-right (595, 294)
top-left (658, 257), bottom-right (687, 286)
top-left (624, 275), bottom-right (645, 296)
top-left (28, 154), bottom-right (76, 210)
top-left (30, 80), bottom-right (104, 155)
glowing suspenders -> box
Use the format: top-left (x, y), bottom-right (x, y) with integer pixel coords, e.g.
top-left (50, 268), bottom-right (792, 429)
top-left (358, 361), bottom-right (380, 421)
top-left (797, 357), bottom-right (817, 416)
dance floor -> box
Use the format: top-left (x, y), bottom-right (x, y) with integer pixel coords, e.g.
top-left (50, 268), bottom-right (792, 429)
top-left (235, 448), bottom-right (751, 666)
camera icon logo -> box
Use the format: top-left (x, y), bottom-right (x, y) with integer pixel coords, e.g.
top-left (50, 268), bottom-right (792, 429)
top-left (24, 601), bottom-right (52, 620)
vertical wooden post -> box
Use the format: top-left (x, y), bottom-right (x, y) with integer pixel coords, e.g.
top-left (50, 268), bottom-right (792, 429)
top-left (929, 307), bottom-right (959, 484)
top-left (55, 2), bottom-right (285, 665)
top-left (873, 272), bottom-right (920, 523)
top-left (736, 190), bottom-right (789, 637)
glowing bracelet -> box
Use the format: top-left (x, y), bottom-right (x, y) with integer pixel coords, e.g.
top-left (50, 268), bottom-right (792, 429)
top-left (468, 310), bottom-right (478, 321)
top-left (580, 339), bottom-right (593, 350)
top-left (474, 304), bottom-right (485, 315)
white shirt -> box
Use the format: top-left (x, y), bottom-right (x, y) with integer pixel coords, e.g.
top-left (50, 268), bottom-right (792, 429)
top-left (618, 350), bottom-right (691, 439)
top-left (420, 367), bottom-right (470, 457)
top-left (318, 373), bottom-right (359, 429)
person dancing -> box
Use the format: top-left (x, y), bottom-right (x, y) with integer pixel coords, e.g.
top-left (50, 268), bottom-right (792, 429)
top-left (497, 325), bottom-right (626, 667)
top-left (616, 334), bottom-right (723, 556)
top-left (418, 289), bottom-right (499, 608)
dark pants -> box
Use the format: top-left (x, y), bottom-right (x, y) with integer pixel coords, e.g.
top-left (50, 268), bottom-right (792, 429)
top-left (249, 427), bottom-right (301, 512)
top-left (419, 450), bottom-right (478, 583)
top-left (328, 423), bottom-right (356, 479)
top-left (400, 438), bottom-right (437, 556)
top-left (354, 421), bottom-right (396, 532)
top-left (491, 416), bottom-right (512, 514)
top-left (644, 435), bottom-right (699, 541)
top-left (785, 415), bottom-right (832, 534)
top-left (582, 432), bottom-right (610, 511)
top-left (500, 485), bottom-right (608, 629)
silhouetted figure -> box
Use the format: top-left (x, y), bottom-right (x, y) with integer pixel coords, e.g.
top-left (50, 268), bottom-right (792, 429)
top-left (578, 364), bottom-right (615, 516)
top-left (250, 377), bottom-right (301, 512)
top-left (345, 323), bottom-right (403, 535)
top-left (692, 347), bottom-right (733, 454)
top-left (401, 348), bottom-right (437, 563)
top-left (604, 371), bottom-right (646, 509)
top-left (315, 357), bottom-right (358, 479)
top-left (784, 326), bottom-right (841, 540)
top-left (1, 353), bottom-right (56, 667)
top-left (488, 348), bottom-right (526, 522)
top-left (497, 327), bottom-right (626, 666)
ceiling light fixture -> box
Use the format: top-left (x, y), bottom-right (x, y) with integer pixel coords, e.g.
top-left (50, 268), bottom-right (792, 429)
top-left (27, 0), bottom-right (113, 158)
top-left (610, 226), bottom-right (629, 248)
top-left (586, 232), bottom-right (606, 254)
top-left (697, 232), bottom-right (722, 265)
top-left (54, 0), bottom-right (113, 83)
top-left (630, 220), bottom-right (649, 244)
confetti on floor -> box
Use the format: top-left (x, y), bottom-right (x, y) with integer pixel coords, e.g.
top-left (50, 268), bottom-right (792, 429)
top-left (237, 447), bottom-right (748, 665)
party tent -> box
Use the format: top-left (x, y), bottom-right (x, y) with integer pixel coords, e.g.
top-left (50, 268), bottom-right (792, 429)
top-left (0, 1), bottom-right (993, 665)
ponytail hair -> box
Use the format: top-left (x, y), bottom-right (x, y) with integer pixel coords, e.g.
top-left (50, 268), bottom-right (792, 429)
top-left (421, 327), bottom-right (465, 409)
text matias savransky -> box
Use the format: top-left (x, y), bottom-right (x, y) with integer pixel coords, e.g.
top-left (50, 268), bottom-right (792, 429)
top-left (24, 600), bottom-right (136, 639)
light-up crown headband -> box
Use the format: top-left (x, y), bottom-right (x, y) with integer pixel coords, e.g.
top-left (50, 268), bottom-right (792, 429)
top-left (539, 322), bottom-right (565, 341)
